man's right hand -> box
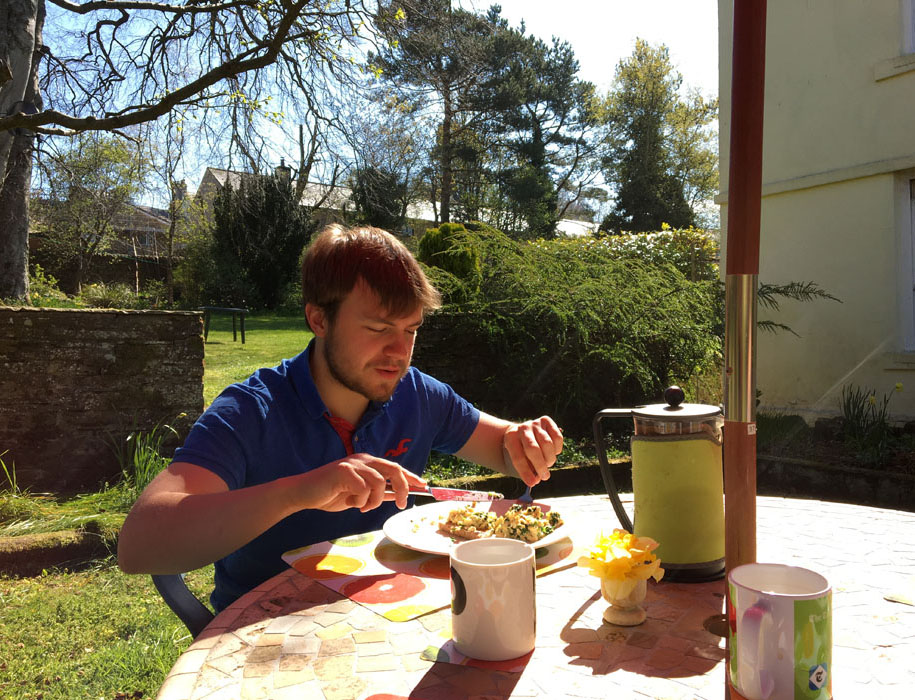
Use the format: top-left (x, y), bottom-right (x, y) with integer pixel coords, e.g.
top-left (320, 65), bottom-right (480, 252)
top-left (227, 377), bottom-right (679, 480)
top-left (298, 453), bottom-right (427, 513)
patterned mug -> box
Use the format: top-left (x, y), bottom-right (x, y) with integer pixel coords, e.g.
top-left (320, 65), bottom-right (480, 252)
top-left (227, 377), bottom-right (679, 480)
top-left (728, 563), bottom-right (832, 700)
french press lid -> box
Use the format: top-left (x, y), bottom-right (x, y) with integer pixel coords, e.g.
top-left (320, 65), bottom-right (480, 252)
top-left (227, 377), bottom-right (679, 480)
top-left (631, 386), bottom-right (722, 421)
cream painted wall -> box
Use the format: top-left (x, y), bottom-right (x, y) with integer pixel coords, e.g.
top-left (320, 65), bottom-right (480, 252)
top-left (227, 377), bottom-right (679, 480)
top-left (720, 1), bottom-right (915, 191)
top-left (718, 1), bottom-right (915, 422)
top-left (754, 175), bottom-right (912, 420)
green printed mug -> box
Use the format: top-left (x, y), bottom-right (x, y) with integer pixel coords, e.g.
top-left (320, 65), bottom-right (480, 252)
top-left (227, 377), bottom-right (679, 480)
top-left (728, 563), bottom-right (832, 700)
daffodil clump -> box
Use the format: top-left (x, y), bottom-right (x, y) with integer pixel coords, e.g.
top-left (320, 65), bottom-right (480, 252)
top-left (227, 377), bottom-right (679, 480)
top-left (577, 529), bottom-right (665, 600)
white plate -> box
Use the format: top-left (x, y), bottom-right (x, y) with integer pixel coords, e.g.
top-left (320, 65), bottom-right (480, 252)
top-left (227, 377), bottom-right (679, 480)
top-left (382, 499), bottom-right (570, 556)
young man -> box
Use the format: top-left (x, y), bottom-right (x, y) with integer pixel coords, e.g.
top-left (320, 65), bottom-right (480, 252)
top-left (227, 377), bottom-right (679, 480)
top-left (118, 225), bottom-right (563, 611)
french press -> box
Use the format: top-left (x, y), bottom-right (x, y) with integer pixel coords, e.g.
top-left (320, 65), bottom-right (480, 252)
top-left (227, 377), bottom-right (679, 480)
top-left (592, 386), bottom-right (725, 582)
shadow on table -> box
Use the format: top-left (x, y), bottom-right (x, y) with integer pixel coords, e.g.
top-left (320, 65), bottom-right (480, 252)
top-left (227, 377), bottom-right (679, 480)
top-left (560, 588), bottom-right (723, 679)
top-left (406, 659), bottom-right (527, 700)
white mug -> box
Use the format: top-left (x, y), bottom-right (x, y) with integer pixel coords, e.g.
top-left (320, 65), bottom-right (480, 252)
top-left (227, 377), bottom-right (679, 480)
top-left (450, 537), bottom-right (536, 661)
top-left (728, 563), bottom-right (832, 700)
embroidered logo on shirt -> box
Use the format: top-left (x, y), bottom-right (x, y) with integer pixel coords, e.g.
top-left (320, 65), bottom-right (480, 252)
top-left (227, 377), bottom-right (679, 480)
top-left (385, 438), bottom-right (412, 458)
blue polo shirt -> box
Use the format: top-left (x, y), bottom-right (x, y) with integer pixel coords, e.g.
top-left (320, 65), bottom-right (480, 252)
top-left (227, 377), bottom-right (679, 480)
top-left (174, 341), bottom-right (480, 611)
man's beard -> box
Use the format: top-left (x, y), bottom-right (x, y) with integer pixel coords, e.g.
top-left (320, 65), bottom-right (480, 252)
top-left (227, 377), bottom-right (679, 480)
top-left (322, 328), bottom-right (408, 403)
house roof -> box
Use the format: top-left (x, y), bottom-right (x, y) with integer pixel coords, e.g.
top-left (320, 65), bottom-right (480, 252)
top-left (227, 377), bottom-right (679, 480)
top-left (196, 166), bottom-right (438, 223)
top-left (133, 205), bottom-right (170, 224)
top-left (199, 167), bottom-right (349, 209)
top-left (298, 181), bottom-right (352, 210)
top-left (203, 167), bottom-right (244, 191)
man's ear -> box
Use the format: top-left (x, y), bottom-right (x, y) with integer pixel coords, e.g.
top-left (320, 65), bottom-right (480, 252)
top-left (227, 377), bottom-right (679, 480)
top-left (305, 303), bottom-right (328, 337)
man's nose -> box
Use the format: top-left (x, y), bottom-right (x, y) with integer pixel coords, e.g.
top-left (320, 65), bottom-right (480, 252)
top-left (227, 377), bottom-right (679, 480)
top-left (386, 332), bottom-right (413, 358)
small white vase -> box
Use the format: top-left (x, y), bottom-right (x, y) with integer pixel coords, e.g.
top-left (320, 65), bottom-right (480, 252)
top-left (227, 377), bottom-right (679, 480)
top-left (600, 577), bottom-right (647, 626)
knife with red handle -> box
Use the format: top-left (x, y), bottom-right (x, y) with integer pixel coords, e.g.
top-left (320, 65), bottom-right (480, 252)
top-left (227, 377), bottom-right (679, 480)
top-left (388, 485), bottom-right (504, 501)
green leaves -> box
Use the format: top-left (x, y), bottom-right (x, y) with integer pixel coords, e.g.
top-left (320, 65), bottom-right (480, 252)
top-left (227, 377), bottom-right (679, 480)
top-left (209, 173), bottom-right (316, 309)
top-left (34, 133), bottom-right (151, 292)
top-left (433, 224), bottom-right (721, 432)
top-left (351, 166), bottom-right (408, 230)
top-left (417, 222), bottom-right (482, 298)
top-left (840, 383), bottom-right (900, 465)
top-left (600, 39), bottom-right (718, 233)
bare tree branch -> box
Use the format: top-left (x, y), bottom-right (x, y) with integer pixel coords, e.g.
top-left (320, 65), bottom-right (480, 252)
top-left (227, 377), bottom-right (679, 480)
top-left (47, 0), bottom-right (256, 15)
top-left (2, 8), bottom-right (307, 134)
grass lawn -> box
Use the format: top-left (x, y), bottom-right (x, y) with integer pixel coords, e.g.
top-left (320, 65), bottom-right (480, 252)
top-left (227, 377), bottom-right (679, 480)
top-left (0, 565), bottom-right (213, 700)
top-left (201, 311), bottom-right (313, 405)
top-left (0, 311), bottom-right (312, 700)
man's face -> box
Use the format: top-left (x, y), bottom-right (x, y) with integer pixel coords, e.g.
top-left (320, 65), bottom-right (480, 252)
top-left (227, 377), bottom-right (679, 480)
top-left (320, 281), bottom-right (423, 403)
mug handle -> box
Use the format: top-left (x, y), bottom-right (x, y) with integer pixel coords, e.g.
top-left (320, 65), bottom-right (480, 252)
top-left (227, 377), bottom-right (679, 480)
top-left (739, 601), bottom-right (776, 700)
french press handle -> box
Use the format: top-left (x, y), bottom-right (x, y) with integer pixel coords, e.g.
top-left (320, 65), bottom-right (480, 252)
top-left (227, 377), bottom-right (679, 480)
top-left (592, 409), bottom-right (635, 533)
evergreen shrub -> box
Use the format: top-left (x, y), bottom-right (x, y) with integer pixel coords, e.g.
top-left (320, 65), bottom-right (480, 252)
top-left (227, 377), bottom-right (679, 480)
top-left (417, 222), bottom-right (482, 300)
top-left (209, 174), bottom-right (315, 309)
top-left (592, 226), bottom-right (719, 280)
top-left (428, 224), bottom-right (721, 435)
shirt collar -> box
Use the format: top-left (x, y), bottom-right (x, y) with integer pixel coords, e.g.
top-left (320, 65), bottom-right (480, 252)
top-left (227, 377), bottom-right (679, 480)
top-left (289, 339), bottom-right (328, 420)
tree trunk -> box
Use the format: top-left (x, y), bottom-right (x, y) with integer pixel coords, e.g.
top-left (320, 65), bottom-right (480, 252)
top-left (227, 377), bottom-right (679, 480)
top-left (166, 210), bottom-right (176, 305)
top-left (0, 0), bottom-right (43, 301)
top-left (75, 255), bottom-right (85, 294)
top-left (439, 89), bottom-right (453, 224)
top-left (0, 129), bottom-right (32, 300)
top-left (131, 234), bottom-right (140, 295)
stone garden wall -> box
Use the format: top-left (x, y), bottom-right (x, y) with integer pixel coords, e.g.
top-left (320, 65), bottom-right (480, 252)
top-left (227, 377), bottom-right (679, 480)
top-left (410, 311), bottom-right (497, 410)
top-left (0, 307), bottom-right (204, 492)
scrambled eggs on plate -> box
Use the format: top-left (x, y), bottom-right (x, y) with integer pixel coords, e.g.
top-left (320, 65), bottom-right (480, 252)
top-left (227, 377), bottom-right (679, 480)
top-left (439, 503), bottom-right (563, 543)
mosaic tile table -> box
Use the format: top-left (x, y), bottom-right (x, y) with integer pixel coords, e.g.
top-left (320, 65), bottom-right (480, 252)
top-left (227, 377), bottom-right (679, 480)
top-left (157, 494), bottom-right (915, 699)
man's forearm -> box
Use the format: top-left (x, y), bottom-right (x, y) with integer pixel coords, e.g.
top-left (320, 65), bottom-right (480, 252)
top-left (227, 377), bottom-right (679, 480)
top-left (117, 474), bottom-right (302, 575)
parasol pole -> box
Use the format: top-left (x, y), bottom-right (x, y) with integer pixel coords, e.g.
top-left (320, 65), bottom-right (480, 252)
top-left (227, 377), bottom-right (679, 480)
top-left (724, 0), bottom-right (766, 575)
top-left (723, 1), bottom-right (767, 697)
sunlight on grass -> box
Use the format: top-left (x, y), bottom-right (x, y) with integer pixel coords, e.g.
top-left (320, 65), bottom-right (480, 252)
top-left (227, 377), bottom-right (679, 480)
top-left (202, 312), bottom-right (313, 405)
top-left (0, 564), bottom-right (213, 699)
top-left (0, 489), bottom-right (125, 539)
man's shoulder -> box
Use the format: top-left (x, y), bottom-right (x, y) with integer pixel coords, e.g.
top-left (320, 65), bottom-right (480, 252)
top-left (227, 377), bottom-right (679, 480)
top-left (215, 351), bottom-right (311, 409)
top-left (402, 366), bottom-right (449, 393)
top-left (398, 367), bottom-right (472, 408)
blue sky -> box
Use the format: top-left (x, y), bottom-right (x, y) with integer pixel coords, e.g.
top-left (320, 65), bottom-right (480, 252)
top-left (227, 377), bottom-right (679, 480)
top-left (460, 0), bottom-right (720, 97)
top-left (172, 2), bottom-right (721, 199)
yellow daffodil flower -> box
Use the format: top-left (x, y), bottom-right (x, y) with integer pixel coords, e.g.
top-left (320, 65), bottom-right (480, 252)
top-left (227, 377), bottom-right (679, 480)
top-left (577, 529), bottom-right (664, 599)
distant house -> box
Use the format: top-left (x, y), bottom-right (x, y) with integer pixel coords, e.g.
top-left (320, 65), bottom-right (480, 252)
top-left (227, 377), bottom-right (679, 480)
top-left (29, 197), bottom-right (175, 292)
top-left (555, 218), bottom-right (599, 238)
top-left (718, 2), bottom-right (915, 422)
top-left (107, 204), bottom-right (172, 258)
top-left (193, 165), bottom-right (437, 237)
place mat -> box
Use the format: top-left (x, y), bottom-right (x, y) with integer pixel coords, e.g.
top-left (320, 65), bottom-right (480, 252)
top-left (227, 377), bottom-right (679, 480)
top-left (282, 529), bottom-right (579, 622)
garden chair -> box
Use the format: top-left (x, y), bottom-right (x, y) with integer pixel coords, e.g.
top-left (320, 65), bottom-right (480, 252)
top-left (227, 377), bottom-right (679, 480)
top-left (151, 573), bottom-right (214, 638)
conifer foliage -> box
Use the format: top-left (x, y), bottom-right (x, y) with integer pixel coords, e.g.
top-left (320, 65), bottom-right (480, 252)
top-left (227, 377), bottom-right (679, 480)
top-left (211, 174), bottom-right (315, 309)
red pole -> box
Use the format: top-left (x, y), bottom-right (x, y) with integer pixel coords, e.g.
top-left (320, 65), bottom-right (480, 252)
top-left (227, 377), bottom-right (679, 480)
top-left (724, 2), bottom-right (767, 698)
top-left (724, 0), bottom-right (766, 573)
top-left (727, 0), bottom-right (767, 277)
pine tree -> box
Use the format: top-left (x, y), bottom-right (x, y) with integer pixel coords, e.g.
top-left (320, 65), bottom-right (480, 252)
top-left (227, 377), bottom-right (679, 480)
top-left (211, 174), bottom-right (314, 309)
top-left (600, 39), bottom-right (717, 233)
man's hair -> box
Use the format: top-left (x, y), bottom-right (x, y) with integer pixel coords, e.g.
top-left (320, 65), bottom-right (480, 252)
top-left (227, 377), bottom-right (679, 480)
top-left (301, 224), bottom-right (441, 324)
